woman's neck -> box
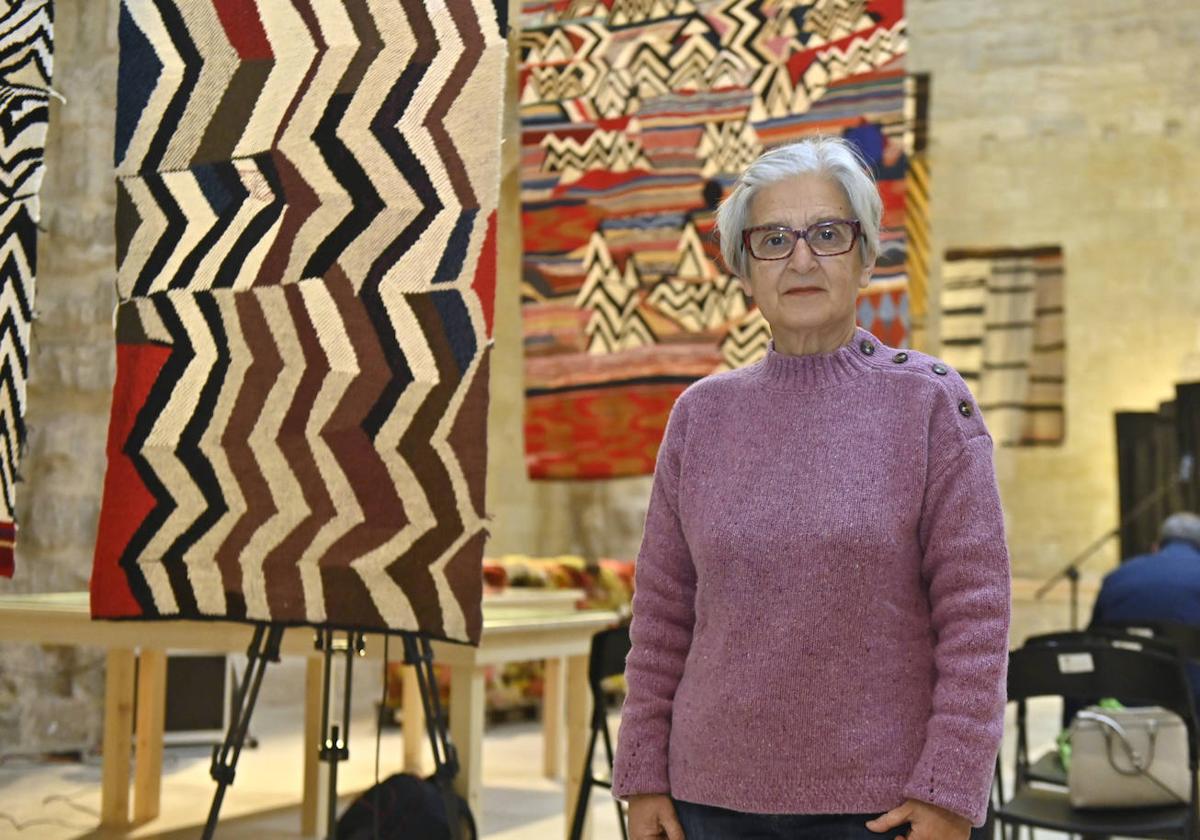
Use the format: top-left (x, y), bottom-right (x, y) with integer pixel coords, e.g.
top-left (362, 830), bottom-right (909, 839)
top-left (771, 321), bottom-right (857, 356)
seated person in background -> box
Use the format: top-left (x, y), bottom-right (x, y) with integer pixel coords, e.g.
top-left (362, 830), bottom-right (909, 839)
top-left (1089, 511), bottom-right (1200, 699)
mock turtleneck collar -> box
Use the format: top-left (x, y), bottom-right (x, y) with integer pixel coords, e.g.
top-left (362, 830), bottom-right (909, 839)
top-left (756, 327), bottom-right (881, 391)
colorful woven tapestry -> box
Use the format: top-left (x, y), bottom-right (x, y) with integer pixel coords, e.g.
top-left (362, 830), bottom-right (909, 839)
top-left (92, 0), bottom-right (507, 643)
top-left (941, 246), bottom-right (1066, 447)
top-left (903, 72), bottom-right (929, 349)
top-left (0, 0), bottom-right (53, 577)
top-left (521, 0), bottom-right (908, 479)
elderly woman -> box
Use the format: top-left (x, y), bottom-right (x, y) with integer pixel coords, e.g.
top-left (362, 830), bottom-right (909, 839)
top-left (610, 136), bottom-right (1010, 840)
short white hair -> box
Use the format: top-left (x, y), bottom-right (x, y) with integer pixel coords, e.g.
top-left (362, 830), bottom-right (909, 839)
top-left (1161, 512), bottom-right (1200, 549)
top-left (715, 137), bottom-right (883, 279)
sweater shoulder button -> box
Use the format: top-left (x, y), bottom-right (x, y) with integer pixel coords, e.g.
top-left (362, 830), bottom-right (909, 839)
top-left (859, 340), bottom-right (876, 356)
top-left (958, 400), bottom-right (973, 418)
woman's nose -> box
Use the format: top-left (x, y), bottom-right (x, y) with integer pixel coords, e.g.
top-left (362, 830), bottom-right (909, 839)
top-left (787, 239), bottom-right (818, 272)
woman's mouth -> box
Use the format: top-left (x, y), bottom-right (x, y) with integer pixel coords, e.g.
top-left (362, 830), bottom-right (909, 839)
top-left (784, 287), bottom-right (823, 296)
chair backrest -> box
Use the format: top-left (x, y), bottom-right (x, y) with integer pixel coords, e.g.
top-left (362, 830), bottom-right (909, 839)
top-left (1093, 620), bottom-right (1200, 661)
top-left (588, 623), bottom-right (631, 694)
top-left (1007, 638), bottom-right (1197, 753)
top-left (1025, 628), bottom-right (1179, 659)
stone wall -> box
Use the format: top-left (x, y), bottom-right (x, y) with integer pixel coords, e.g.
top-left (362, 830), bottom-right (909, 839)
top-left (905, 0), bottom-right (1200, 581)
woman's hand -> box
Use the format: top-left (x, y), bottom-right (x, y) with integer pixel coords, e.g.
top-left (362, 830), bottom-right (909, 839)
top-left (865, 799), bottom-right (970, 840)
top-left (626, 793), bottom-right (685, 840)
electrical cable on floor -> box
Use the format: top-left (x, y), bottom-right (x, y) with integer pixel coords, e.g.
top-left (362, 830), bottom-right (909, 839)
top-left (0, 779), bottom-right (106, 832)
top-left (0, 812), bottom-right (94, 833)
top-left (0, 788), bottom-right (99, 834)
top-left (42, 790), bottom-right (99, 817)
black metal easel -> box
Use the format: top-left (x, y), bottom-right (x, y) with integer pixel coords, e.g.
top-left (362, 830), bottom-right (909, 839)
top-left (200, 624), bottom-right (466, 840)
top-left (314, 628), bottom-right (365, 839)
top-left (203, 623), bottom-right (284, 839)
top-left (401, 633), bottom-right (467, 838)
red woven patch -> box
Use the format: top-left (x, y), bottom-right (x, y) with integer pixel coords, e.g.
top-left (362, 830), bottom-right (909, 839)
top-left (0, 521), bottom-right (14, 578)
top-left (525, 383), bottom-right (687, 479)
top-left (91, 342), bottom-right (172, 618)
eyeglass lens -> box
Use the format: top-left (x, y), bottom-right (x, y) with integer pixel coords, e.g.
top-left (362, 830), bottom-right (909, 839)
top-left (748, 222), bottom-right (855, 259)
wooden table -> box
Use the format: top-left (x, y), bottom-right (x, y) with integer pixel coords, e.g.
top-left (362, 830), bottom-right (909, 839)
top-left (0, 591), bottom-right (618, 838)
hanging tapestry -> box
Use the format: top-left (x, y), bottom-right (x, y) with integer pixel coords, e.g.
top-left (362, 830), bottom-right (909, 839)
top-left (520, 0), bottom-right (909, 479)
top-left (0, 0), bottom-right (53, 577)
top-left (91, 0), bottom-right (507, 644)
top-left (903, 72), bottom-right (929, 350)
top-left (940, 246), bottom-right (1066, 447)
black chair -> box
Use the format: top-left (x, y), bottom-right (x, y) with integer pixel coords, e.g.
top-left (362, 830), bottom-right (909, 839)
top-left (568, 623), bottom-right (631, 840)
top-left (994, 635), bottom-right (1200, 840)
top-left (1022, 627), bottom-right (1197, 788)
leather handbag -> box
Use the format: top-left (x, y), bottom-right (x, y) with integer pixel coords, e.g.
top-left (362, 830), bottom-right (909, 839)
top-left (1067, 705), bottom-right (1190, 808)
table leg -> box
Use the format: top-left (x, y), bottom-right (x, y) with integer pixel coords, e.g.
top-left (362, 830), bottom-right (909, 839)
top-left (543, 656), bottom-right (565, 779)
top-left (449, 664), bottom-right (485, 830)
top-left (565, 652), bottom-right (591, 840)
top-left (100, 647), bottom-right (136, 827)
top-left (301, 655), bottom-right (321, 836)
top-left (402, 664), bottom-right (426, 774)
top-left (133, 648), bottom-right (166, 823)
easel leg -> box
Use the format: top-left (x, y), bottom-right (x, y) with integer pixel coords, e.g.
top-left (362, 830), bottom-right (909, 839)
top-left (301, 655), bottom-right (322, 836)
top-left (203, 624), bottom-right (283, 840)
top-left (565, 653), bottom-right (591, 840)
top-left (100, 647), bottom-right (136, 828)
top-left (400, 634), bottom-right (471, 840)
top-left (543, 656), bottom-right (565, 779)
top-left (449, 663), bottom-right (485, 829)
top-left (315, 630), bottom-right (364, 840)
top-left (133, 648), bottom-right (167, 823)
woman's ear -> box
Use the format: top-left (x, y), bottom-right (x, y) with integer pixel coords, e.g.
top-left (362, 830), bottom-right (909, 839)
top-left (858, 260), bottom-right (874, 290)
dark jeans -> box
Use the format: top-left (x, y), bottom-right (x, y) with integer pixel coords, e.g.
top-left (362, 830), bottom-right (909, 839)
top-left (672, 799), bottom-right (993, 840)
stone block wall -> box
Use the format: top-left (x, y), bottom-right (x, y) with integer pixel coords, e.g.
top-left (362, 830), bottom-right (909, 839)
top-left (906, 0), bottom-right (1200, 581)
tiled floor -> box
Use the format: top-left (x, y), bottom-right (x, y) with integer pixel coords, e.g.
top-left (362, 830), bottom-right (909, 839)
top-left (0, 578), bottom-right (1099, 838)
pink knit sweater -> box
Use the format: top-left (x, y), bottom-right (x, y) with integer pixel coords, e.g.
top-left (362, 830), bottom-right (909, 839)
top-left (611, 327), bottom-right (1010, 827)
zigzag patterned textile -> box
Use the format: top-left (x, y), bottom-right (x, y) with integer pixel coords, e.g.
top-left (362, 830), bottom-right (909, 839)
top-left (91, 0), bottom-right (507, 643)
top-left (0, 0), bottom-right (53, 577)
top-left (521, 0), bottom-right (910, 479)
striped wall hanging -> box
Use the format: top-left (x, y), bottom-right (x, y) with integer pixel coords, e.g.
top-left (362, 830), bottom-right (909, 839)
top-left (941, 246), bottom-right (1066, 447)
top-left (91, 0), bottom-right (507, 643)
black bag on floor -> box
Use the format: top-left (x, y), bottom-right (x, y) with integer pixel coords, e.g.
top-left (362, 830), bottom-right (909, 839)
top-left (336, 772), bottom-right (476, 840)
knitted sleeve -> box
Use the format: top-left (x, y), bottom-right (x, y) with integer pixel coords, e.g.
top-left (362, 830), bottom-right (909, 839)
top-left (903, 386), bottom-right (1011, 827)
top-left (611, 397), bottom-right (698, 800)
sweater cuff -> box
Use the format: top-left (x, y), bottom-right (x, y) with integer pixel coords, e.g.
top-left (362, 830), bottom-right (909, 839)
top-left (902, 729), bottom-right (996, 827)
top-left (611, 741), bottom-right (670, 801)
